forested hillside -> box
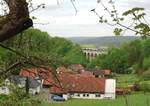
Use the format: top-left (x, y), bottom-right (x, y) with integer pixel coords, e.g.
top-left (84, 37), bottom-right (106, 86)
top-left (0, 28), bottom-right (87, 77)
top-left (68, 36), bottom-right (140, 47)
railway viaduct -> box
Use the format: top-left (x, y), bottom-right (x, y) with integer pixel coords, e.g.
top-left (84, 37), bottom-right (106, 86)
top-left (82, 47), bottom-right (108, 61)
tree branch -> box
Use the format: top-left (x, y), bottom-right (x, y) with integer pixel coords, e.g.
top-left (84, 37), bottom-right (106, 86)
top-left (0, 0), bottom-right (33, 42)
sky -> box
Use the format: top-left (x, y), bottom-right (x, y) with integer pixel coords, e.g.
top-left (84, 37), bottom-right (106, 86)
top-left (30, 0), bottom-right (150, 37)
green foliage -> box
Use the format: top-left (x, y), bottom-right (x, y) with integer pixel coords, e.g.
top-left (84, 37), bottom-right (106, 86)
top-left (143, 56), bottom-right (150, 70)
top-left (123, 7), bottom-right (144, 16)
top-left (139, 82), bottom-right (150, 92)
top-left (0, 28), bottom-right (87, 75)
top-left (101, 48), bottom-right (129, 74)
top-left (0, 87), bottom-right (42, 106)
top-left (89, 48), bottom-right (129, 74)
top-left (121, 40), bottom-right (143, 66)
top-left (87, 54), bottom-right (106, 69)
top-left (113, 28), bottom-right (123, 36)
top-left (141, 70), bottom-right (150, 81)
top-left (121, 39), bottom-right (150, 74)
top-left (87, 38), bottom-right (150, 75)
top-left (135, 23), bottom-right (150, 37)
top-left (96, 3), bottom-right (150, 37)
top-left (63, 45), bottom-right (87, 65)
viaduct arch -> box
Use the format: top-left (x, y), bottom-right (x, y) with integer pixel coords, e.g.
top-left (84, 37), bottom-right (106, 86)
top-left (82, 47), bottom-right (108, 61)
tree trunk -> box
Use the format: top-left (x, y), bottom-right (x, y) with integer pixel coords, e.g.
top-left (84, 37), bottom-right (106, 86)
top-left (0, 0), bottom-right (33, 42)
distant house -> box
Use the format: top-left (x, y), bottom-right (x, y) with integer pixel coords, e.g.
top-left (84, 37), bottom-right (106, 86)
top-left (79, 71), bottom-right (94, 77)
top-left (93, 70), bottom-right (111, 78)
top-left (56, 66), bottom-right (67, 74)
top-left (0, 86), bottom-right (9, 95)
top-left (68, 64), bottom-right (85, 74)
top-left (50, 73), bottom-right (116, 100)
top-left (20, 68), bottom-right (55, 88)
top-left (8, 75), bottom-right (42, 95)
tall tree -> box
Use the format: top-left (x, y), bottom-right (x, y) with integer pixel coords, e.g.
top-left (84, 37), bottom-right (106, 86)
top-left (92, 48), bottom-right (129, 74)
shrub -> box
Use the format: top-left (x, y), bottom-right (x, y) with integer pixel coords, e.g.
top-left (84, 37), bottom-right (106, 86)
top-left (142, 70), bottom-right (150, 80)
top-left (139, 82), bottom-right (150, 92)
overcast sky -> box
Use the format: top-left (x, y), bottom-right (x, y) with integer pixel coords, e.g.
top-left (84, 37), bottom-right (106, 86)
top-left (31, 0), bottom-right (150, 37)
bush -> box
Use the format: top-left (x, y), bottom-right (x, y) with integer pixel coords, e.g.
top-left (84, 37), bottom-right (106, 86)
top-left (139, 82), bottom-right (150, 92)
top-left (0, 87), bottom-right (42, 106)
top-left (143, 56), bottom-right (150, 70)
top-left (142, 70), bottom-right (150, 80)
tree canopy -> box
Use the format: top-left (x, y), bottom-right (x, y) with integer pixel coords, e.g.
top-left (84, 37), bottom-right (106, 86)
top-left (0, 28), bottom-right (87, 77)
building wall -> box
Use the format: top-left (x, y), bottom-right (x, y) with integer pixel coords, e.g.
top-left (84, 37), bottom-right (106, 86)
top-left (0, 86), bottom-right (9, 95)
top-left (29, 86), bottom-right (41, 95)
top-left (63, 94), bottom-right (69, 100)
top-left (104, 79), bottom-right (116, 99)
top-left (64, 93), bottom-right (105, 99)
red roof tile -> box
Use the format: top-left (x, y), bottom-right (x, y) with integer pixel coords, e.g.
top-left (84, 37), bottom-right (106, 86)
top-left (50, 73), bottom-right (106, 94)
top-left (80, 71), bottom-right (94, 77)
top-left (93, 69), bottom-right (111, 76)
top-left (20, 68), bottom-right (55, 86)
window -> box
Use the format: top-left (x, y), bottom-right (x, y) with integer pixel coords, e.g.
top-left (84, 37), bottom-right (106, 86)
top-left (75, 93), bottom-right (80, 97)
top-left (77, 94), bottom-right (80, 97)
top-left (83, 93), bottom-right (89, 97)
top-left (95, 94), bottom-right (101, 97)
top-left (86, 94), bottom-right (89, 97)
top-left (83, 94), bottom-right (86, 97)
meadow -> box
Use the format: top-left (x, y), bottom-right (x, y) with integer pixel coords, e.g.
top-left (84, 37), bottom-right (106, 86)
top-left (44, 93), bottom-right (150, 106)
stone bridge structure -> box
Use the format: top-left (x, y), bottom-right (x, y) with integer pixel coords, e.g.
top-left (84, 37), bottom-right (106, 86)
top-left (82, 47), bottom-right (108, 61)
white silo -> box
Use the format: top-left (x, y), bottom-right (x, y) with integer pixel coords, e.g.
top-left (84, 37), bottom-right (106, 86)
top-left (104, 79), bottom-right (116, 99)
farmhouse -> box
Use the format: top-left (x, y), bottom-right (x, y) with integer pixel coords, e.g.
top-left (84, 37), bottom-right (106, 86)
top-left (8, 75), bottom-right (42, 95)
top-left (0, 86), bottom-right (9, 95)
top-left (93, 70), bottom-right (111, 78)
top-left (19, 67), bottom-right (116, 100)
top-left (20, 68), bottom-right (55, 87)
top-left (50, 73), bottom-right (116, 100)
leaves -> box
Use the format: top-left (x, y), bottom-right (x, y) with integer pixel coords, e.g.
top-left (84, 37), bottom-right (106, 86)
top-left (113, 28), bottom-right (123, 36)
top-left (135, 23), bottom-right (150, 36)
top-left (123, 7), bottom-right (144, 16)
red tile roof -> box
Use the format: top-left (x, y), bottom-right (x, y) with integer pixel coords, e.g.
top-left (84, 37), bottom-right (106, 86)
top-left (103, 70), bottom-right (111, 75)
top-left (20, 68), bottom-right (37, 78)
top-left (93, 70), bottom-right (111, 76)
top-left (20, 68), bottom-right (55, 86)
top-left (80, 71), bottom-right (94, 77)
top-left (50, 73), bottom-right (106, 94)
top-left (20, 68), bottom-right (106, 94)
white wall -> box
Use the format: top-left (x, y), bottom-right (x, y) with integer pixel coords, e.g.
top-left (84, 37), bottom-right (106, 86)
top-left (29, 86), bottom-right (41, 95)
top-left (104, 79), bottom-right (116, 99)
top-left (63, 94), bottom-right (68, 100)
top-left (69, 93), bottom-right (105, 99)
top-left (0, 86), bottom-right (9, 95)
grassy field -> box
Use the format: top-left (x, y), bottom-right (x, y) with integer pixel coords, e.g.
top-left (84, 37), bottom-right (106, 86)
top-left (115, 74), bottom-right (140, 88)
top-left (115, 74), bottom-right (150, 88)
top-left (43, 93), bottom-right (150, 106)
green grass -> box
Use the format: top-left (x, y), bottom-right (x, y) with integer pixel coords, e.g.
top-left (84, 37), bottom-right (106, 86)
top-left (114, 74), bottom-right (150, 88)
top-left (43, 93), bottom-right (150, 106)
top-left (114, 74), bottom-right (140, 88)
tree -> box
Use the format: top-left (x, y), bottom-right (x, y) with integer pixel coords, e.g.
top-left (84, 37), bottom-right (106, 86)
top-left (87, 54), bottom-right (106, 69)
top-left (100, 48), bottom-right (129, 74)
top-left (121, 40), bottom-right (142, 66)
top-left (0, 28), bottom-right (87, 76)
top-left (0, 0), bottom-right (32, 42)
top-left (92, 0), bottom-right (150, 38)
top-left (143, 56), bottom-right (150, 71)
top-left (63, 45), bottom-right (87, 65)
